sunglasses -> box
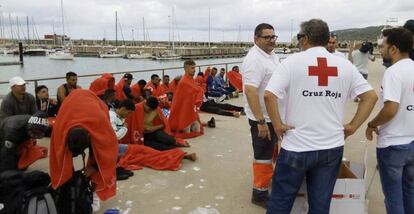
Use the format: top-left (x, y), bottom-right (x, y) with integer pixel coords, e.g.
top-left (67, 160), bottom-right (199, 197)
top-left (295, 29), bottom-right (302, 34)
top-left (258, 35), bottom-right (278, 41)
top-left (297, 33), bottom-right (306, 40)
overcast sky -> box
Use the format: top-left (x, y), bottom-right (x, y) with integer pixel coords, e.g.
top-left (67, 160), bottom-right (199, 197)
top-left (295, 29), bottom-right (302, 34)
top-left (1, 0), bottom-right (413, 42)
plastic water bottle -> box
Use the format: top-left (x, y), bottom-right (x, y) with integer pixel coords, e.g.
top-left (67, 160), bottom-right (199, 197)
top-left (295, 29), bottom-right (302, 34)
top-left (104, 208), bottom-right (119, 214)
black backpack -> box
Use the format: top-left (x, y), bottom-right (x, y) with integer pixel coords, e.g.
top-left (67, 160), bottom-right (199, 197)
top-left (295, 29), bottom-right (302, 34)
top-left (52, 153), bottom-right (93, 214)
top-left (21, 171), bottom-right (57, 214)
top-left (0, 170), bottom-right (57, 214)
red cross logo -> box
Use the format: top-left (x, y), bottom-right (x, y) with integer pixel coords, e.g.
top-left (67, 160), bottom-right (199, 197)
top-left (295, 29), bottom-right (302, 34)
top-left (308, 57), bottom-right (338, 86)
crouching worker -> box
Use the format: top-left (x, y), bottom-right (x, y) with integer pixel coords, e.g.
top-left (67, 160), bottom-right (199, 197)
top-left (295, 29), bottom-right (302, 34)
top-left (0, 111), bottom-right (49, 173)
top-left (50, 89), bottom-right (118, 213)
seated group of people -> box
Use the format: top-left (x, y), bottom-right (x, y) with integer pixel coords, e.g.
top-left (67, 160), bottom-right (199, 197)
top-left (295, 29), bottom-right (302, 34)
top-left (0, 59), bottom-right (244, 212)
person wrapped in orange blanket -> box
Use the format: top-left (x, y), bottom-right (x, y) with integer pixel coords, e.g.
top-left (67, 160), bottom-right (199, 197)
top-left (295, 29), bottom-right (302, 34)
top-left (169, 59), bottom-right (205, 138)
top-left (130, 79), bottom-right (147, 103)
top-left (115, 73), bottom-right (134, 101)
top-left (49, 89), bottom-right (118, 201)
top-left (119, 97), bottom-right (196, 171)
top-left (227, 65), bottom-right (243, 92)
top-left (144, 74), bottom-right (170, 108)
top-left (89, 73), bottom-right (115, 96)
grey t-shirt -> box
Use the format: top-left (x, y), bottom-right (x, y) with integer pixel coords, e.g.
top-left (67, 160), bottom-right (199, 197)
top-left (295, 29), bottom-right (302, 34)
top-left (0, 92), bottom-right (37, 120)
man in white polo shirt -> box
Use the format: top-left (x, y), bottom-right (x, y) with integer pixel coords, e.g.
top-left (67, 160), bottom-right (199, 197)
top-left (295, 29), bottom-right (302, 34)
top-left (264, 19), bottom-right (378, 213)
top-left (366, 28), bottom-right (414, 214)
top-left (241, 23), bottom-right (280, 209)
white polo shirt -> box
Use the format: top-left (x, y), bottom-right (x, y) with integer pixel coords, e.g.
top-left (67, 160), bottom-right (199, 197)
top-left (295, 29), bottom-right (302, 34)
top-left (377, 58), bottom-right (414, 148)
top-left (333, 51), bottom-right (346, 59)
top-left (266, 47), bottom-right (372, 152)
top-left (241, 45), bottom-right (280, 122)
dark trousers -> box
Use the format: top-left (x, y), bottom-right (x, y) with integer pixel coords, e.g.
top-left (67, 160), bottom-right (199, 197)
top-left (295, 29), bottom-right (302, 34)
top-left (377, 141), bottom-right (414, 214)
top-left (0, 141), bottom-right (19, 173)
top-left (267, 146), bottom-right (344, 214)
top-left (144, 129), bottom-right (177, 151)
top-left (248, 119), bottom-right (277, 160)
top-left (200, 100), bottom-right (243, 117)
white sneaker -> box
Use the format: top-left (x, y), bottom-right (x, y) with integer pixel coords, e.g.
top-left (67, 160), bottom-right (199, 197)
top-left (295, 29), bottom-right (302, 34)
top-left (217, 94), bottom-right (226, 102)
top-left (92, 192), bottom-right (101, 212)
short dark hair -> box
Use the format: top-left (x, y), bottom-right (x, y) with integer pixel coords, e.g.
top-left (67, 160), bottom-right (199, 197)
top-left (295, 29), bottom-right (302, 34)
top-left (35, 85), bottom-right (48, 94)
top-left (67, 127), bottom-right (90, 157)
top-left (118, 99), bottom-right (135, 111)
top-left (220, 68), bottom-right (225, 71)
top-left (232, 66), bottom-right (239, 70)
top-left (138, 79), bottom-right (147, 86)
top-left (212, 67), bottom-right (218, 71)
top-left (66, 71), bottom-right (77, 79)
top-left (146, 96), bottom-right (159, 110)
top-left (184, 59), bottom-right (196, 66)
top-left (197, 72), bottom-right (204, 77)
top-left (163, 75), bottom-right (170, 79)
top-left (382, 28), bottom-right (413, 54)
top-left (300, 19), bottom-right (330, 46)
top-left (403, 19), bottom-right (414, 34)
top-left (151, 74), bottom-right (160, 80)
top-left (254, 23), bottom-right (274, 37)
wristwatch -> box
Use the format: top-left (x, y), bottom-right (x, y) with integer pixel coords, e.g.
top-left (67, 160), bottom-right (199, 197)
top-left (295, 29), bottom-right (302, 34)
top-left (367, 122), bottom-right (377, 128)
top-left (258, 119), bottom-right (266, 125)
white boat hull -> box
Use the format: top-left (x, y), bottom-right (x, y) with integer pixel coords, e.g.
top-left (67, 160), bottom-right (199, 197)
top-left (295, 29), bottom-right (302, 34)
top-left (154, 55), bottom-right (181, 60)
top-left (126, 54), bottom-right (152, 59)
top-left (48, 52), bottom-right (74, 60)
top-left (100, 54), bottom-right (124, 58)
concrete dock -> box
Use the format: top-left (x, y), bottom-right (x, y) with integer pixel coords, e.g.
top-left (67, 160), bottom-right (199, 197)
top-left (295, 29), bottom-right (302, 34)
top-left (30, 59), bottom-right (387, 214)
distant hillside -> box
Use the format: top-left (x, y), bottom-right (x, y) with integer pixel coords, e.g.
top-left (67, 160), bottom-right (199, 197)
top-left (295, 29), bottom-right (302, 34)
top-left (332, 26), bottom-right (391, 43)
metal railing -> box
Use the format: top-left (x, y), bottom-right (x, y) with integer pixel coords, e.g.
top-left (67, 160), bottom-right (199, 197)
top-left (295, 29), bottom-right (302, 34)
top-left (0, 61), bottom-right (243, 97)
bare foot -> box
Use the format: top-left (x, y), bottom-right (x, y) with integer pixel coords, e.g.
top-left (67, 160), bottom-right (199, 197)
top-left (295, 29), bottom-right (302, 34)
top-left (232, 112), bottom-right (240, 118)
top-left (177, 141), bottom-right (190, 147)
top-left (184, 153), bottom-right (197, 161)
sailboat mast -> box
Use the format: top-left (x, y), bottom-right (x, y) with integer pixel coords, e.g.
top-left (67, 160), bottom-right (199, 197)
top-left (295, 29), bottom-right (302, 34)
top-left (208, 8), bottom-right (211, 49)
top-left (115, 11), bottom-right (118, 47)
top-left (26, 16), bottom-right (30, 44)
top-left (172, 7), bottom-right (175, 51)
top-left (142, 17), bottom-right (145, 42)
top-left (60, 0), bottom-right (66, 45)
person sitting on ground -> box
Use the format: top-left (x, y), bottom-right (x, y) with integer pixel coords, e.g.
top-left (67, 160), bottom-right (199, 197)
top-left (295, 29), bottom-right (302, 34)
top-left (109, 99), bottom-right (135, 180)
top-left (207, 68), bottom-right (232, 98)
top-left (160, 75), bottom-right (173, 94)
top-left (200, 94), bottom-right (244, 117)
top-left (89, 73), bottom-right (115, 97)
top-left (227, 66), bottom-right (243, 93)
top-left (35, 85), bottom-right (58, 117)
top-left (214, 68), bottom-right (236, 95)
top-left (101, 89), bottom-right (118, 111)
top-left (57, 71), bottom-right (82, 107)
top-left (50, 89), bottom-right (119, 212)
top-left (130, 79), bottom-right (147, 103)
top-left (115, 73), bottom-right (134, 100)
top-left (145, 74), bottom-right (170, 108)
top-left (0, 76), bottom-right (36, 121)
top-left (120, 97), bottom-right (196, 162)
top-left (169, 59), bottom-right (206, 138)
top-left (142, 97), bottom-right (192, 150)
top-left (0, 111), bottom-right (49, 174)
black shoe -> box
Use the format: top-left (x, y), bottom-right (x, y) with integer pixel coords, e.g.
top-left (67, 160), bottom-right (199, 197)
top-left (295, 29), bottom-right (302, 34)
top-left (251, 189), bottom-right (269, 209)
top-left (116, 167), bottom-right (130, 180)
top-left (117, 167), bottom-right (134, 177)
top-left (208, 117), bottom-right (216, 128)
